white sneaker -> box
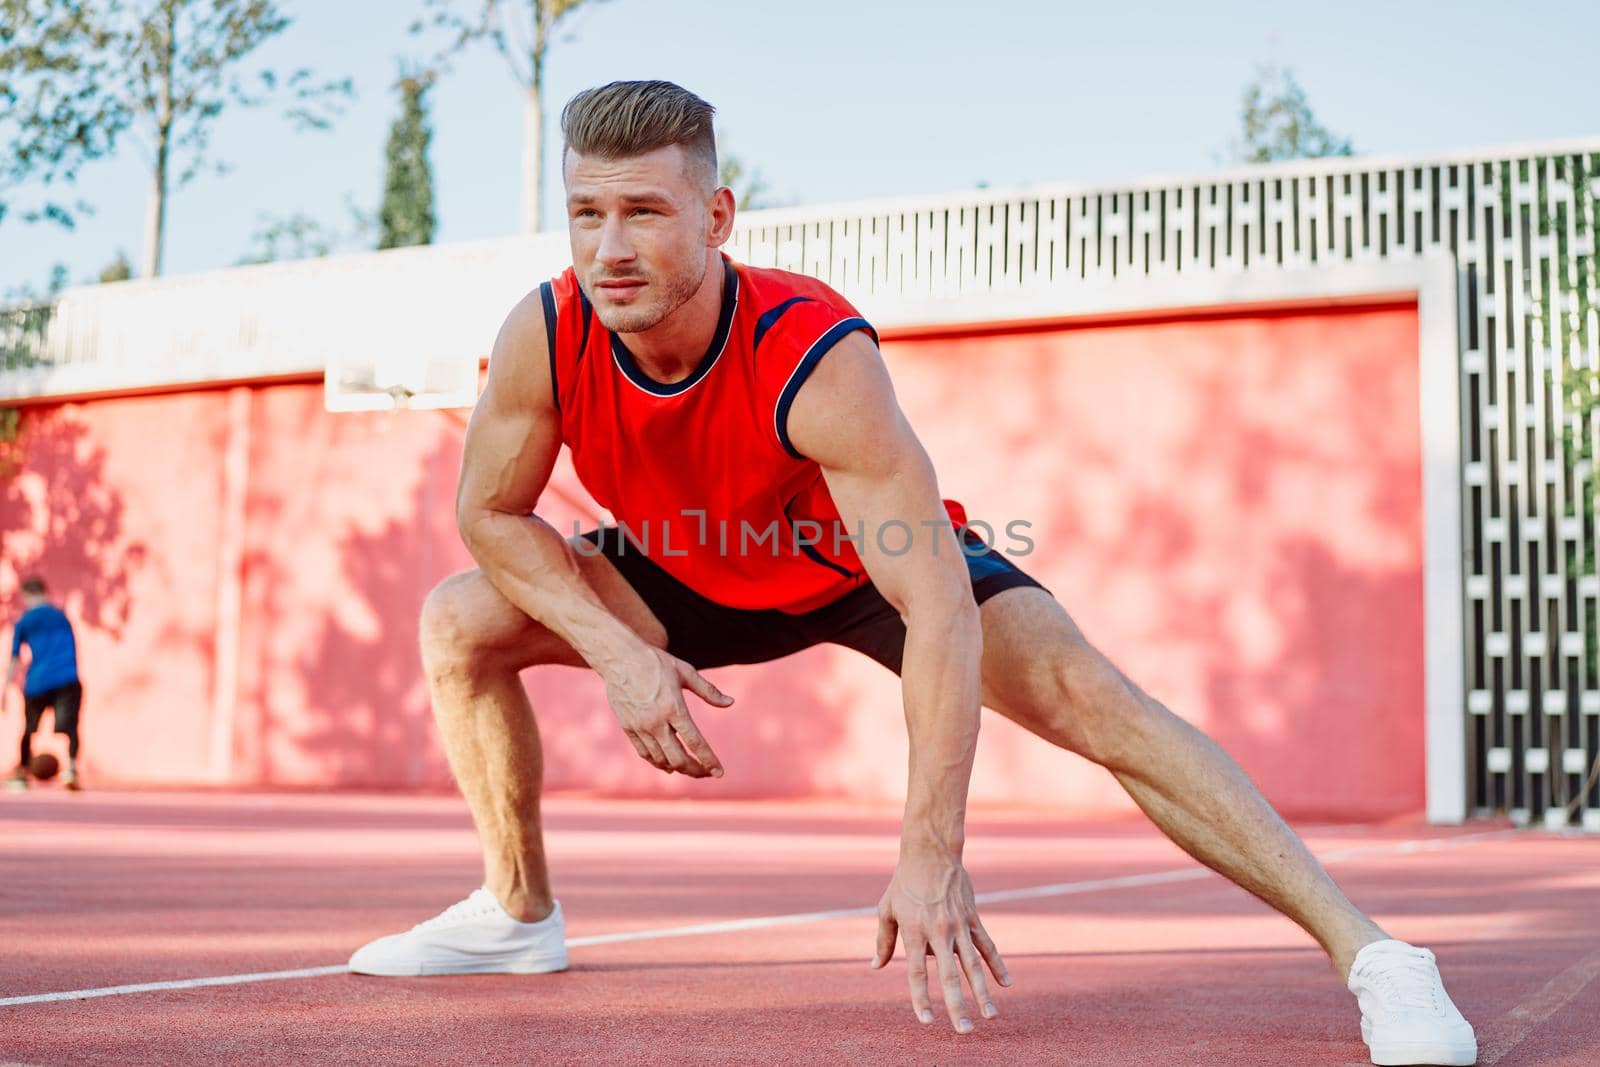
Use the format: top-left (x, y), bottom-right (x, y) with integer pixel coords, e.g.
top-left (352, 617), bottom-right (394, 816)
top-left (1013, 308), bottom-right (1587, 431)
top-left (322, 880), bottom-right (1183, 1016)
top-left (348, 888), bottom-right (568, 977)
top-left (1347, 939), bottom-right (1477, 1066)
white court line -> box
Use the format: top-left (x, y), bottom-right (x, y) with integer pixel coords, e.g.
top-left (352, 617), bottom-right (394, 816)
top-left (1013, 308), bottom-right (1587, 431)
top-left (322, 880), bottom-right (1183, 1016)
top-left (1478, 946), bottom-right (1600, 1065)
top-left (0, 966), bottom-right (350, 1007)
top-left (0, 827), bottom-right (1521, 1008)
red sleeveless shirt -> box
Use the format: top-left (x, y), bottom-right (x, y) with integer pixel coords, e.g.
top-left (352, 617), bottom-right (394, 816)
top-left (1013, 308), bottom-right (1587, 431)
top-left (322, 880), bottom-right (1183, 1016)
top-left (541, 256), bottom-right (888, 613)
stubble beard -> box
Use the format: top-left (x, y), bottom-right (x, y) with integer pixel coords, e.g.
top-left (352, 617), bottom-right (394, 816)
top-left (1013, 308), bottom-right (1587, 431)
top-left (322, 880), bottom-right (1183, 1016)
top-left (588, 256), bottom-right (706, 335)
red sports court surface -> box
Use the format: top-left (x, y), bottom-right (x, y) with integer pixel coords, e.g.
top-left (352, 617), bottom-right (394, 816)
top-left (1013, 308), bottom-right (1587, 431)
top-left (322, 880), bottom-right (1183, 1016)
top-left (2, 791), bottom-right (1596, 1066)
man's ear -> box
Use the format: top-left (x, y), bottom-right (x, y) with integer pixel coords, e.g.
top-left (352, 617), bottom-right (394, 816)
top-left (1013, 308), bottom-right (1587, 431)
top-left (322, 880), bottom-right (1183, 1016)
top-left (707, 185), bottom-right (736, 246)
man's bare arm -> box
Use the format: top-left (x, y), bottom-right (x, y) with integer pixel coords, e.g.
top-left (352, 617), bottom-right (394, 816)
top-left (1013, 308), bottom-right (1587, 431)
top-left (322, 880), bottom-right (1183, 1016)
top-left (455, 293), bottom-right (729, 776)
top-left (456, 293), bottom-right (636, 669)
top-left (784, 329), bottom-right (1010, 1032)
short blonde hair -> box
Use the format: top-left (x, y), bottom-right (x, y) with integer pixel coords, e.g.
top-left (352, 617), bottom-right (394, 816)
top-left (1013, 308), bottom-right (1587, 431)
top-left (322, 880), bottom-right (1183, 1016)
top-left (560, 80), bottom-right (717, 186)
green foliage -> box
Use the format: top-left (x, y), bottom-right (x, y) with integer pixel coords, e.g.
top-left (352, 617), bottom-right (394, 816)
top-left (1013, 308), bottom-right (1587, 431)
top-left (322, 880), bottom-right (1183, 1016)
top-left (97, 250), bottom-right (132, 283)
top-left (717, 138), bottom-right (775, 211)
top-left (378, 74), bottom-right (436, 249)
top-left (412, 0), bottom-right (597, 84)
top-left (1, 260), bottom-right (63, 381)
top-left (0, 301), bottom-right (52, 374)
top-left (1558, 156), bottom-right (1600, 498)
top-left (0, 406), bottom-right (22, 482)
top-left (413, 0), bottom-right (604, 230)
top-left (1546, 153), bottom-right (1600, 671)
top-left (0, 0), bottom-right (352, 268)
top-left (237, 196), bottom-right (373, 265)
top-left (239, 213), bottom-right (336, 262)
top-left (1231, 64), bottom-right (1353, 165)
top-left (2, 263), bottom-right (68, 303)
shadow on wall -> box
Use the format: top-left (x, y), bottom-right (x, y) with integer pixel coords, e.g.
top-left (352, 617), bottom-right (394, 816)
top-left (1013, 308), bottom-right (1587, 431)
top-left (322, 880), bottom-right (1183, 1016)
top-left (235, 305), bottom-right (1425, 813)
top-left (276, 416), bottom-right (857, 799)
top-left (291, 498), bottom-right (434, 788)
top-left (1226, 314), bottom-right (1420, 816)
top-left (229, 397), bottom-right (458, 789)
top-left (0, 406), bottom-right (147, 635)
top-left (1052, 494), bottom-right (1425, 819)
top-left (892, 305), bottom-right (1426, 818)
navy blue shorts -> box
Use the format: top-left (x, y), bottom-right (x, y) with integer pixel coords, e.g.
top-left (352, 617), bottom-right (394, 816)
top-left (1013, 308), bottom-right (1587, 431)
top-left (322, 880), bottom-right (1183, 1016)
top-left (579, 526), bottom-right (1047, 674)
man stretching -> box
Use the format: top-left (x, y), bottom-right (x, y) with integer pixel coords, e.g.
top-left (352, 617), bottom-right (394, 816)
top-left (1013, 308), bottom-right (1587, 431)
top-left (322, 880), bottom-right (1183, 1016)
top-left (350, 80), bottom-right (1476, 1066)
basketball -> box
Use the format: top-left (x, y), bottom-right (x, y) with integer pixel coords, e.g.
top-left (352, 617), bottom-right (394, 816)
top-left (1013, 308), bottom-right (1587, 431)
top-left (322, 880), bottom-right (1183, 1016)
top-left (29, 753), bottom-right (60, 781)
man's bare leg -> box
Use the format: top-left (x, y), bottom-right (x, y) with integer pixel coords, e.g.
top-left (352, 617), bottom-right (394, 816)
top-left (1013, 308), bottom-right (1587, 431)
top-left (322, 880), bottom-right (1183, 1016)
top-left (1104, 673), bottom-right (1387, 976)
top-left (423, 612), bottom-right (557, 922)
top-left (977, 587), bottom-right (1385, 978)
top-left (418, 545), bottom-right (666, 922)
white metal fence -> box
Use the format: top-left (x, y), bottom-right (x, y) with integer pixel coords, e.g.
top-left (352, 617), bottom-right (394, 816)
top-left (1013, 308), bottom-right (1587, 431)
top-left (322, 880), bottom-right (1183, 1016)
top-left (5, 138), bottom-right (1600, 826)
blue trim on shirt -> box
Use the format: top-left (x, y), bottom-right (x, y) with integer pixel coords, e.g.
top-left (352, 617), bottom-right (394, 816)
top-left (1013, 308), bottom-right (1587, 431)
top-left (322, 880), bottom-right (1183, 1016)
top-left (752, 296), bottom-right (814, 352)
top-left (609, 258), bottom-right (739, 397)
top-left (578, 288), bottom-right (594, 359)
top-left (783, 497), bottom-right (858, 581)
top-left (773, 317), bottom-right (877, 460)
top-left (539, 281), bottom-right (560, 413)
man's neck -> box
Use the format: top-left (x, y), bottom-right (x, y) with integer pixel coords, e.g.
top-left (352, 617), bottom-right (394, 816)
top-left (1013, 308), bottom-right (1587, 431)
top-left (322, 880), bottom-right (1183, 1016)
top-left (617, 253), bottom-right (725, 383)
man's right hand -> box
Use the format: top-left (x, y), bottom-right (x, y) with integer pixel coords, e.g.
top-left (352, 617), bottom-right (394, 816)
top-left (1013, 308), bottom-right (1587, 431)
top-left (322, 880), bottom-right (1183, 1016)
top-left (602, 646), bottom-right (732, 777)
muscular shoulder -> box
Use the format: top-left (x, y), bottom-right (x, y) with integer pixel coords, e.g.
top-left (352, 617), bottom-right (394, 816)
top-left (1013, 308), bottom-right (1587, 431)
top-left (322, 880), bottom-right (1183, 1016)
top-left (736, 264), bottom-right (882, 460)
top-left (781, 328), bottom-right (913, 476)
top-left (482, 283), bottom-right (557, 415)
top-left (496, 286), bottom-right (551, 366)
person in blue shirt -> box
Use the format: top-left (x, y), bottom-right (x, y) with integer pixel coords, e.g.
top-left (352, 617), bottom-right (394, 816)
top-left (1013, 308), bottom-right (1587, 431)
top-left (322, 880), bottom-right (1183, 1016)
top-left (5, 577), bottom-right (83, 790)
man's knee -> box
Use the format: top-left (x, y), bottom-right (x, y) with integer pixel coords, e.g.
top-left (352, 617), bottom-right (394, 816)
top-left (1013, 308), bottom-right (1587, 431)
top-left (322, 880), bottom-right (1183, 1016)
top-left (1045, 642), bottom-right (1151, 768)
top-left (420, 571), bottom-right (531, 675)
top-left (421, 570), bottom-right (575, 679)
top-left (420, 573), bottom-right (481, 656)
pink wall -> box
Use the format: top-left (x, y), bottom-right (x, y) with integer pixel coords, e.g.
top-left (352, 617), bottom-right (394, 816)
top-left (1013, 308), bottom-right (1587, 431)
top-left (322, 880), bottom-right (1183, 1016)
top-left (0, 302), bottom-right (1423, 819)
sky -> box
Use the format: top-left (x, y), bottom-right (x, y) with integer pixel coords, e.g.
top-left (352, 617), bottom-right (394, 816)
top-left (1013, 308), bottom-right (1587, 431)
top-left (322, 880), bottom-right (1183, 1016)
top-left (3, 0), bottom-right (1598, 296)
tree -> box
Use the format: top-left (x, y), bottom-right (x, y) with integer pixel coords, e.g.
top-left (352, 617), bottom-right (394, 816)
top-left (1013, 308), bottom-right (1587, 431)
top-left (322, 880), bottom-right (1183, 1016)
top-left (378, 73), bottom-right (437, 249)
top-left (1231, 64), bottom-right (1353, 164)
top-left (98, 251), bottom-right (133, 283)
top-left (0, 1), bottom-right (352, 278)
top-left (238, 213), bottom-right (338, 263)
top-left (414, 0), bottom-right (604, 234)
top-left (2, 263), bottom-right (68, 304)
top-left (717, 138), bottom-right (774, 211)
top-left (237, 196), bottom-right (373, 265)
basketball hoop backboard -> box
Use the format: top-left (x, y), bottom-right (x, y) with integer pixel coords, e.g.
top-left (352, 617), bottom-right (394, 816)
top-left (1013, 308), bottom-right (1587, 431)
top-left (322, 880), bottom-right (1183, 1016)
top-left (324, 352), bottom-right (480, 412)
